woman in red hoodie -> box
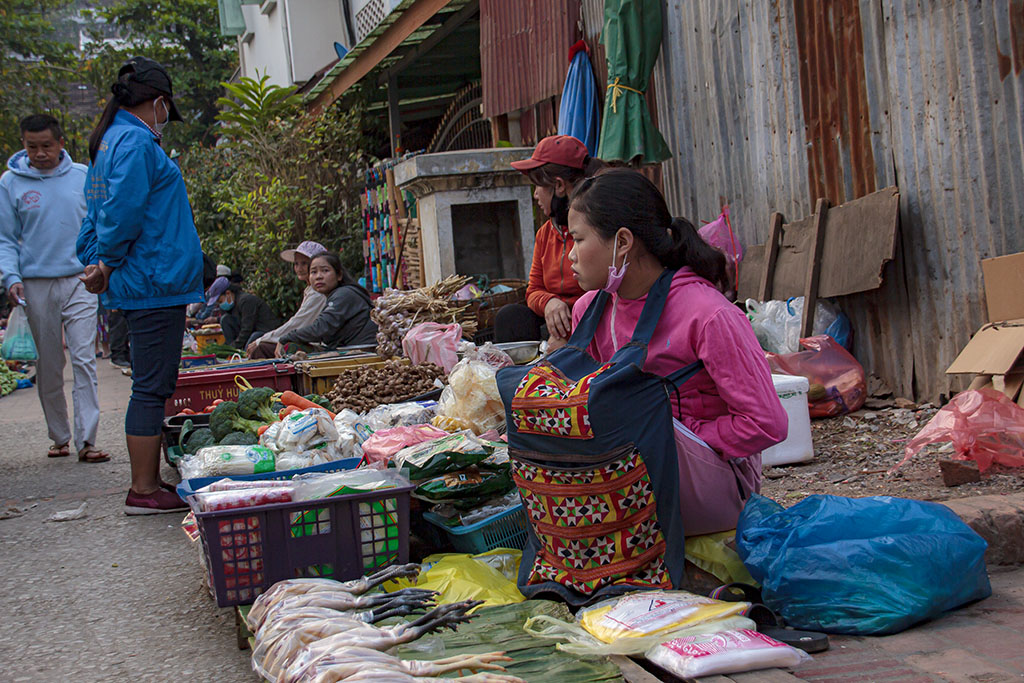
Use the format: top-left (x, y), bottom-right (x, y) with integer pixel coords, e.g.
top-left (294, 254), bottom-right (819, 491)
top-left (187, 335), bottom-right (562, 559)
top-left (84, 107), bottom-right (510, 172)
top-left (496, 136), bottom-right (604, 350)
top-left (568, 169), bottom-right (788, 535)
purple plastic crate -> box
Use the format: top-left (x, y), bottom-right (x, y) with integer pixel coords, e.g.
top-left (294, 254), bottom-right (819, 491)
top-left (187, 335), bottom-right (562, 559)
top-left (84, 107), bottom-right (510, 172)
top-left (195, 485), bottom-right (413, 607)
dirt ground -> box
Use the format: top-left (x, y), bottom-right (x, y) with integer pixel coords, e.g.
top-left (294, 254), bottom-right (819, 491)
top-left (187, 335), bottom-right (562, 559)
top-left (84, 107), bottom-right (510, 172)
top-left (761, 401), bottom-right (1024, 504)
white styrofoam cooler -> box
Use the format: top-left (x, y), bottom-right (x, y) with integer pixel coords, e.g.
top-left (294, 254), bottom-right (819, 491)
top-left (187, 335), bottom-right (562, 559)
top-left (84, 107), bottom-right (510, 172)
top-left (761, 373), bottom-right (814, 466)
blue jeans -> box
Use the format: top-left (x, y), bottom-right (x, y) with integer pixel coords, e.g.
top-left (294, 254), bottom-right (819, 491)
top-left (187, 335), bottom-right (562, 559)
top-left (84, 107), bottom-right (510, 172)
top-left (124, 306), bottom-right (185, 436)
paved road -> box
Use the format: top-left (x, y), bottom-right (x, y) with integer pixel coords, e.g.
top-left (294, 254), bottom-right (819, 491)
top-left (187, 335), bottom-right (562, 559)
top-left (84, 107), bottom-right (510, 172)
top-left (0, 357), bottom-right (252, 682)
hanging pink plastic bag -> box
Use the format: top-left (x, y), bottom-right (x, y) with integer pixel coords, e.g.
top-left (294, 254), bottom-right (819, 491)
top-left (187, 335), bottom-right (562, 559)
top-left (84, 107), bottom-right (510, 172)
top-left (360, 424), bottom-right (449, 466)
top-left (402, 322), bottom-right (462, 372)
top-left (767, 335), bottom-right (865, 418)
top-left (895, 388), bottom-right (1024, 473)
top-left (699, 206), bottom-right (743, 295)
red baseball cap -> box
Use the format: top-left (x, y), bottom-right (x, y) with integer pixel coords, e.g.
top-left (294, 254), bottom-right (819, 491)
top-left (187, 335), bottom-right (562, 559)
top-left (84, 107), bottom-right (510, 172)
top-left (511, 135), bottom-right (588, 172)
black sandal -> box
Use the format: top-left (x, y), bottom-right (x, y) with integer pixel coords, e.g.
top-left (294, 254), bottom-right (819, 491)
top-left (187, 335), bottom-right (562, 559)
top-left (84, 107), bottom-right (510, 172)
top-left (711, 583), bottom-right (830, 654)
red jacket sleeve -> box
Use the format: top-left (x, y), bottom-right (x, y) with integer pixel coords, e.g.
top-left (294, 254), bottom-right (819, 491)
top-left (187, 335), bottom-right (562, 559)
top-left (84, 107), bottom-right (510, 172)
top-left (525, 224), bottom-right (556, 316)
top-left (687, 306), bottom-right (789, 459)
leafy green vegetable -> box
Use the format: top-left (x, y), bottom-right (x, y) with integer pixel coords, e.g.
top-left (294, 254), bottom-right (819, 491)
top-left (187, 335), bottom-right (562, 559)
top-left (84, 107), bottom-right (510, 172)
top-left (209, 401), bottom-right (263, 441)
top-left (303, 393), bottom-right (331, 410)
top-left (238, 386), bottom-right (279, 423)
top-left (184, 427), bottom-right (216, 454)
top-left (219, 431), bottom-right (259, 446)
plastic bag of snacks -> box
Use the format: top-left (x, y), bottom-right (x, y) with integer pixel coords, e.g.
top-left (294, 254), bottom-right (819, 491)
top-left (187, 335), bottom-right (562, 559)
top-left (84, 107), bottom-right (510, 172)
top-left (192, 487), bottom-right (294, 512)
top-left (577, 591), bottom-right (750, 644)
top-left (291, 468), bottom-right (410, 502)
top-left (361, 424), bottom-right (449, 467)
top-left (432, 359), bottom-right (505, 435)
top-left (523, 614), bottom-right (755, 657)
top-left (276, 408), bottom-right (340, 455)
top-left (178, 445), bottom-right (276, 480)
top-left (194, 478), bottom-right (293, 493)
top-left (392, 430), bottom-right (493, 479)
top-left (413, 467), bottom-right (514, 509)
top-left (646, 629), bottom-right (811, 678)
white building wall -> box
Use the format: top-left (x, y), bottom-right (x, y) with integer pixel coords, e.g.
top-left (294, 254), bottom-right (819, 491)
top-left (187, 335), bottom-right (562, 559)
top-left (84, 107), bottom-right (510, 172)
top-left (238, 0), bottom-right (346, 87)
top-left (239, 2), bottom-right (291, 86)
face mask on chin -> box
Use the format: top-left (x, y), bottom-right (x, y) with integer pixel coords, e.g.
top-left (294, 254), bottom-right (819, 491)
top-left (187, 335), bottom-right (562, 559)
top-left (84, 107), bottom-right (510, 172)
top-left (549, 191), bottom-right (569, 229)
top-left (152, 98), bottom-right (170, 136)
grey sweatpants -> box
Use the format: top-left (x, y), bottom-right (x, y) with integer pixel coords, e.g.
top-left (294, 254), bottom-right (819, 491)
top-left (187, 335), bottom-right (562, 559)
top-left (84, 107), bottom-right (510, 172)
top-left (21, 276), bottom-right (100, 450)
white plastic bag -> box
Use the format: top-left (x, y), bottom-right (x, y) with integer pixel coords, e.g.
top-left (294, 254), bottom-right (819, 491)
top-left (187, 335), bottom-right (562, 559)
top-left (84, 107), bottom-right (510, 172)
top-left (276, 408), bottom-right (341, 461)
top-left (178, 445), bottom-right (276, 479)
top-left (1, 306), bottom-right (37, 361)
top-left (746, 297), bottom-right (841, 354)
top-left (646, 628), bottom-right (812, 678)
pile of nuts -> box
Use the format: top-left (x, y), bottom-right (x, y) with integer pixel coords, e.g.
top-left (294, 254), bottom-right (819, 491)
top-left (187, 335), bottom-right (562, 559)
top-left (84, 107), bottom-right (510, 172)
top-left (325, 360), bottom-right (447, 413)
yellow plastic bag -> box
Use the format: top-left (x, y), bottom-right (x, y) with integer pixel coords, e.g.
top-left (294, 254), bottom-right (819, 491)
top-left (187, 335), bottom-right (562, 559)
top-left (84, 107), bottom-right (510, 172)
top-left (523, 613), bottom-right (756, 656)
top-left (385, 549), bottom-right (524, 609)
top-left (685, 530), bottom-right (758, 586)
top-left (577, 590), bottom-right (750, 643)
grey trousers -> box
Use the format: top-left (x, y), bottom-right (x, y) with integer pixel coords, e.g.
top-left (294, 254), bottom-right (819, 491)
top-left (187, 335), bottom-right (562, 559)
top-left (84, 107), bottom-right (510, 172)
top-left (21, 276), bottom-right (100, 450)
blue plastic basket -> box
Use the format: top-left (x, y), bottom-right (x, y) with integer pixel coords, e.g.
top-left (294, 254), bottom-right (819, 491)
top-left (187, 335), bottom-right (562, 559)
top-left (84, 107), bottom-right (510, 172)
top-left (176, 457), bottom-right (362, 499)
top-left (423, 504), bottom-right (529, 554)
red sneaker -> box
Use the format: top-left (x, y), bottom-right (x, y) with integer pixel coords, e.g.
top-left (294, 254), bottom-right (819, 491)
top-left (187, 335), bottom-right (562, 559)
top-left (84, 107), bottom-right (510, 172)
top-left (124, 488), bottom-right (188, 516)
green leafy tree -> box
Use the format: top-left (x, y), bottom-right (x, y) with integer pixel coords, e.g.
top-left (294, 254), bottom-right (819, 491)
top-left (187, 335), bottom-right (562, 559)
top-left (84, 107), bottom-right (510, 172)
top-left (0, 0), bottom-right (77, 159)
top-left (182, 82), bottom-right (376, 315)
top-left (82, 0), bottom-right (236, 149)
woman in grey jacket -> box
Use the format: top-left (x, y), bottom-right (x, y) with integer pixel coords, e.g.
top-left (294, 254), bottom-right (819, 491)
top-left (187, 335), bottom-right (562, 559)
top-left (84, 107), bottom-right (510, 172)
top-left (277, 253), bottom-right (376, 354)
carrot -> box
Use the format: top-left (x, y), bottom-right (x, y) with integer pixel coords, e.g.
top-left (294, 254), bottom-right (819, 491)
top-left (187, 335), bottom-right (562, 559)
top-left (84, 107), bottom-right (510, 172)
top-left (279, 405), bottom-right (300, 419)
top-left (257, 424), bottom-right (270, 437)
top-left (280, 390), bottom-right (336, 418)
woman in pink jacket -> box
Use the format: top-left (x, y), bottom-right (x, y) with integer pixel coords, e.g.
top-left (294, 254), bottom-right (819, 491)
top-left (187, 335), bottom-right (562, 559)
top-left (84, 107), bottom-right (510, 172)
top-left (568, 169), bottom-right (787, 535)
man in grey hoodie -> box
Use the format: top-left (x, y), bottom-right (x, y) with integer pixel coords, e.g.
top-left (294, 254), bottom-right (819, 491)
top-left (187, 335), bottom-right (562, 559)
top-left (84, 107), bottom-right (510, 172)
top-left (0, 114), bottom-right (109, 462)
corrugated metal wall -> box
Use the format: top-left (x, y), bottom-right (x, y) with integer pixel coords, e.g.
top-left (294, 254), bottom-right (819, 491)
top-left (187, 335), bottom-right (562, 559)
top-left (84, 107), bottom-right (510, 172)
top-left (479, 0), bottom-right (580, 118)
top-left (653, 0), bottom-right (1024, 400)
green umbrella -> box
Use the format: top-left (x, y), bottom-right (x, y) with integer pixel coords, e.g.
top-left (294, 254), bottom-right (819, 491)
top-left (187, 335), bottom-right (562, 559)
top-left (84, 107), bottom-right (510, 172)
top-left (597, 0), bottom-right (672, 164)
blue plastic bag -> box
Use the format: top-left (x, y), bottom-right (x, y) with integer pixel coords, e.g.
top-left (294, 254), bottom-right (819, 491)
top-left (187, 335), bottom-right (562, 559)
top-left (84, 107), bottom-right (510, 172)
top-left (736, 494), bottom-right (991, 635)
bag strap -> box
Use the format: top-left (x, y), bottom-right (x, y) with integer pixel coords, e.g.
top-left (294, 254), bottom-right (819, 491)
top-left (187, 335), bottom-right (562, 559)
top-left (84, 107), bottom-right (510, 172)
top-left (565, 290), bottom-right (611, 350)
top-left (665, 360), bottom-right (704, 391)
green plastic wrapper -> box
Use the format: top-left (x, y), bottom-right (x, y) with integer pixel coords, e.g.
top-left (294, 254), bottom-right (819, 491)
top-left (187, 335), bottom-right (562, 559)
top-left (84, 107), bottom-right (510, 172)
top-left (393, 430), bottom-right (493, 480)
top-left (393, 600), bottom-right (624, 682)
top-left (413, 467), bottom-right (514, 509)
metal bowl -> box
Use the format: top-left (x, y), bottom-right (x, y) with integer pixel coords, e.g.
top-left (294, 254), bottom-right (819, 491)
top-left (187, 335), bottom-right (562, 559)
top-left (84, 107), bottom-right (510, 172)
top-left (495, 341), bottom-right (541, 365)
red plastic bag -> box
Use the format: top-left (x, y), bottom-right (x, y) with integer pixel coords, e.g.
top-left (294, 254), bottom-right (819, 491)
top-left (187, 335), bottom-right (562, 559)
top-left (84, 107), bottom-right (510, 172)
top-left (699, 206), bottom-right (743, 295)
top-left (402, 322), bottom-right (462, 372)
top-left (767, 335), bottom-right (866, 418)
top-left (895, 389), bottom-right (1024, 473)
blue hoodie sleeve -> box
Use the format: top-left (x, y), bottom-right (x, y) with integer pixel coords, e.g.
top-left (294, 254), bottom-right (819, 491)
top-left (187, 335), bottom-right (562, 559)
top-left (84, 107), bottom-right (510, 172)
top-left (95, 135), bottom-right (154, 268)
top-left (0, 174), bottom-right (24, 288)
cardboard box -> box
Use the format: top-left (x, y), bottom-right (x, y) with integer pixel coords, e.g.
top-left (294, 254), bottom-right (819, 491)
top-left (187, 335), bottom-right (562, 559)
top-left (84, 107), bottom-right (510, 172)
top-left (947, 250), bottom-right (1024, 404)
top-left (982, 252), bottom-right (1024, 323)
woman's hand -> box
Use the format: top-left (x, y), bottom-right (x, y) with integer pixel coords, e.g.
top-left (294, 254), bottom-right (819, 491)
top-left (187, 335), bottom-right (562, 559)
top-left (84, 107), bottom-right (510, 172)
top-left (544, 298), bottom-right (572, 340)
top-left (246, 341), bottom-right (259, 358)
top-left (274, 342), bottom-right (285, 358)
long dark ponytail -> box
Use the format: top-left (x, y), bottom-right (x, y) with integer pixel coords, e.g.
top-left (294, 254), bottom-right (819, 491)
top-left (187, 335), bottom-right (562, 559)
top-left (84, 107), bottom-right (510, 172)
top-left (569, 168), bottom-right (727, 288)
top-left (88, 74), bottom-right (165, 162)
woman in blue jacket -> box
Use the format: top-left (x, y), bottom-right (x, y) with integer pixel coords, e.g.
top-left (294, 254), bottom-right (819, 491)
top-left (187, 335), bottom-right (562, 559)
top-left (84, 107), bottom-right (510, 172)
top-left (77, 57), bottom-right (203, 515)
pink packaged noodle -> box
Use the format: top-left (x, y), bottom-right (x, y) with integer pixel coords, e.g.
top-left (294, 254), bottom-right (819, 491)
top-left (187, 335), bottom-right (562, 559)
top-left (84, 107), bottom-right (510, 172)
top-left (646, 629), bottom-right (810, 679)
top-left (194, 487), bottom-right (294, 512)
top-left (197, 478), bottom-right (294, 493)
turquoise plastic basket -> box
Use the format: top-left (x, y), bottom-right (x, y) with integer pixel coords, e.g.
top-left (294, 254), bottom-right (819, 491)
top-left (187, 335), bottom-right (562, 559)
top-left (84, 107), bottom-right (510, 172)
top-left (423, 504), bottom-right (528, 554)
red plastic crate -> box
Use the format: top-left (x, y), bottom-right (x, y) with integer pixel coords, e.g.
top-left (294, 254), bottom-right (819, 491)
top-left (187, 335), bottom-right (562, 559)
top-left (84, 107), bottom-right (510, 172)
top-left (165, 362), bottom-right (295, 416)
top-left (194, 486), bottom-right (413, 607)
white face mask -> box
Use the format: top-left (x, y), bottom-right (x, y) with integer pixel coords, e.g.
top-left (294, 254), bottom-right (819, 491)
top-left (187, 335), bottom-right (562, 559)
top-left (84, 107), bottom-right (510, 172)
top-left (153, 98), bottom-right (170, 136)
